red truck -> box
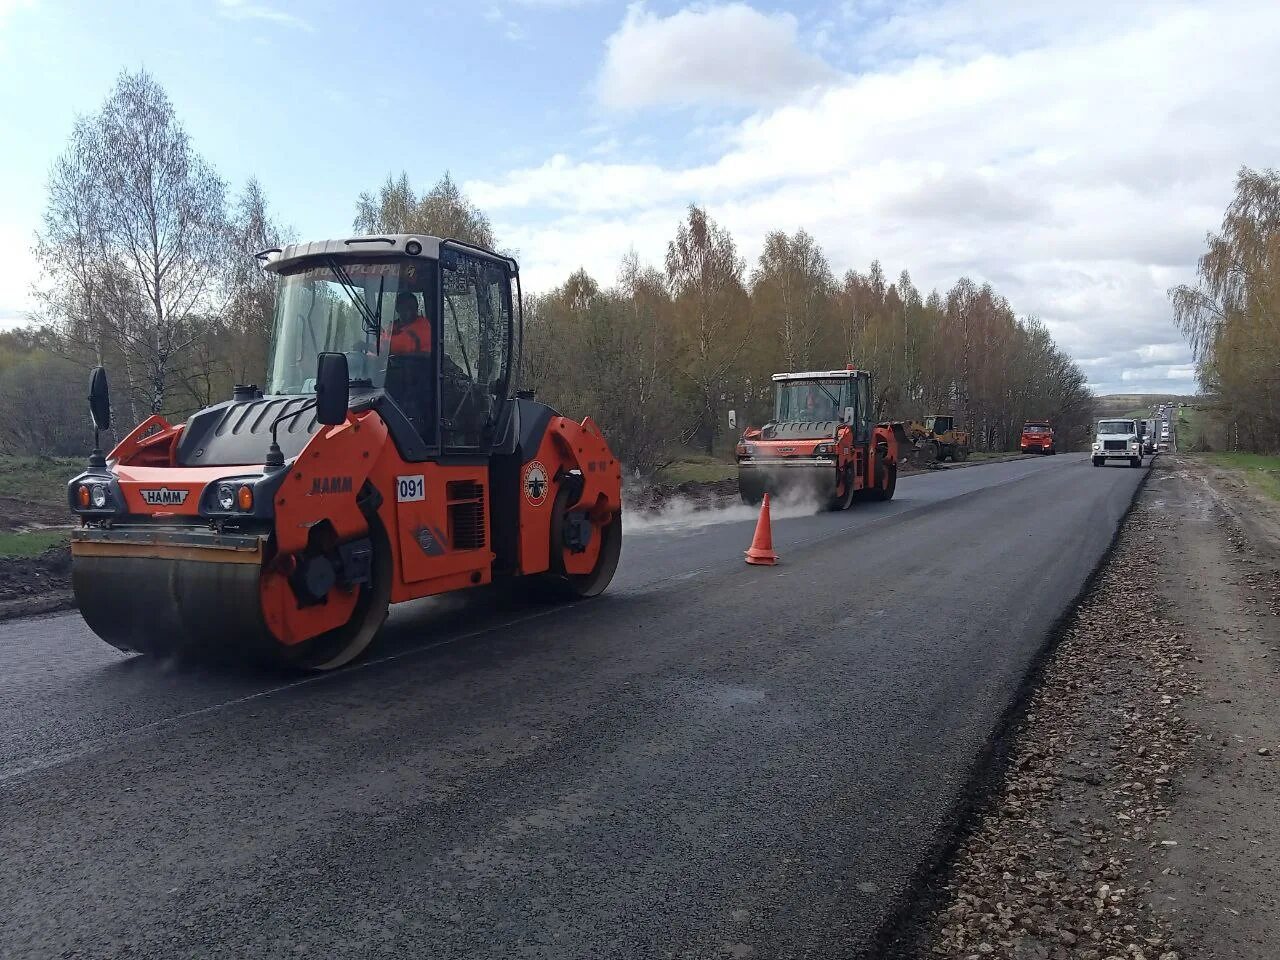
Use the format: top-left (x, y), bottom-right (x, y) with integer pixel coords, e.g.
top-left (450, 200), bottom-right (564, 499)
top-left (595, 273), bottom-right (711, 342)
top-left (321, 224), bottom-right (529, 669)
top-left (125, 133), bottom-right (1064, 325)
top-left (1020, 421), bottom-right (1055, 455)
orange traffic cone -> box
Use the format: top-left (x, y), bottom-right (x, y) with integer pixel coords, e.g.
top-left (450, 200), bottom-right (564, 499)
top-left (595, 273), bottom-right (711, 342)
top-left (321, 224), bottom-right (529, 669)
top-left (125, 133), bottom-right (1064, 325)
top-left (745, 493), bottom-right (779, 565)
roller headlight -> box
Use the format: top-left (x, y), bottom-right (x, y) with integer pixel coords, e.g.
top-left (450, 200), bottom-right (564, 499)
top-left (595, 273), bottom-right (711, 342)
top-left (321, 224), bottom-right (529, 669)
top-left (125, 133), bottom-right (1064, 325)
top-left (814, 442), bottom-right (834, 456)
top-left (208, 478), bottom-right (260, 515)
top-left (217, 483), bottom-right (237, 511)
top-left (73, 480), bottom-right (114, 513)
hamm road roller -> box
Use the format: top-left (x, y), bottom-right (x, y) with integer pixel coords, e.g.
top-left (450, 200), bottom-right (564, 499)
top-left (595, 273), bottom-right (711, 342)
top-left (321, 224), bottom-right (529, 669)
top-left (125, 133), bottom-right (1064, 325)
top-left (735, 367), bottom-right (905, 509)
top-left (68, 235), bottom-right (622, 669)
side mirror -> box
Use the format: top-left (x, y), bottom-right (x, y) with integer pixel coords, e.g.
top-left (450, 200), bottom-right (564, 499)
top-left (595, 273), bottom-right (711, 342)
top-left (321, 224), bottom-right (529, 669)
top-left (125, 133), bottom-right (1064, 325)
top-left (728, 409), bottom-right (737, 430)
top-left (843, 406), bottom-right (856, 424)
top-left (315, 352), bottom-right (350, 426)
top-left (88, 366), bottom-right (111, 432)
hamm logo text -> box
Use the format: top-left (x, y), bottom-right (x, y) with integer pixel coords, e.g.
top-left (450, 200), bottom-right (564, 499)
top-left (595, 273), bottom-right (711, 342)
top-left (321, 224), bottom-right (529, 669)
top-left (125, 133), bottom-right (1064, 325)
top-left (140, 488), bottom-right (189, 506)
top-left (310, 476), bottom-right (353, 495)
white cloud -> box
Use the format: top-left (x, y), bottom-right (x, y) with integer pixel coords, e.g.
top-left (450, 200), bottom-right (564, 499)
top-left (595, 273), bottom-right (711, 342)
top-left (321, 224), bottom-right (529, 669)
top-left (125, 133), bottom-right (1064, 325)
top-left (484, 5), bottom-right (525, 42)
top-left (1135, 343), bottom-right (1190, 364)
top-left (597, 2), bottom-right (835, 109)
top-left (471, 0), bottom-right (1280, 394)
top-left (216, 0), bottom-right (312, 32)
top-left (839, 0), bottom-right (1173, 69)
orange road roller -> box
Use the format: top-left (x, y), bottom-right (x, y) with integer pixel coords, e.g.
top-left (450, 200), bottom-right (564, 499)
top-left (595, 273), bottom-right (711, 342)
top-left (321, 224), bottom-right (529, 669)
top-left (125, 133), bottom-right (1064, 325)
top-left (67, 236), bottom-right (622, 669)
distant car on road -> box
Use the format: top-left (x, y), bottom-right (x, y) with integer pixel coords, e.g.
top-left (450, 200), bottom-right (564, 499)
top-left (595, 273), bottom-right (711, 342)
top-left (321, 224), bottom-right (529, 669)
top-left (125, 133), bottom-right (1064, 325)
top-left (1092, 419), bottom-right (1144, 468)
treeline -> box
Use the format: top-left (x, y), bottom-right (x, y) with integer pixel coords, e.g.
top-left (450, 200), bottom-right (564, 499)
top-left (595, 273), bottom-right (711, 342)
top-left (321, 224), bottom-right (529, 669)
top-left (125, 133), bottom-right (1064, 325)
top-left (6, 69), bottom-right (1093, 470)
top-left (1171, 167), bottom-right (1280, 452)
top-left (521, 211), bottom-right (1093, 471)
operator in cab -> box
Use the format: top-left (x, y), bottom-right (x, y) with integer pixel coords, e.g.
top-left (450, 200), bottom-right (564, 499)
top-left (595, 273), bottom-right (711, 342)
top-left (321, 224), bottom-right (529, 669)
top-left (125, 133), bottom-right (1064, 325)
top-left (804, 385), bottom-right (837, 420)
top-left (384, 291), bottom-right (432, 355)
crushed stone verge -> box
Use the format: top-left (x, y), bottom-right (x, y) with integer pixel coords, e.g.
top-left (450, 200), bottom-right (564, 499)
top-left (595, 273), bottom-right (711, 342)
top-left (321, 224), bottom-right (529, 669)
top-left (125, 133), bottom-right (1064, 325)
top-left (886, 456), bottom-right (1280, 960)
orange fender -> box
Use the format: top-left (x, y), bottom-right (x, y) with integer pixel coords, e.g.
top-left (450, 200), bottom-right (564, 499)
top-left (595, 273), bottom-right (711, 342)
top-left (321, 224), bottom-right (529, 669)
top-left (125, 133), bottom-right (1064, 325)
top-left (261, 410), bottom-right (388, 646)
top-left (518, 415), bottom-right (622, 576)
top-left (271, 411), bottom-right (387, 555)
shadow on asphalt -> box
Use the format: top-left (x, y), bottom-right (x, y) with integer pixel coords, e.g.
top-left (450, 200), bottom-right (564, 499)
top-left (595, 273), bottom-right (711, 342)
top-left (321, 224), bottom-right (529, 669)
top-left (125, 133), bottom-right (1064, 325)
top-left (88, 579), bottom-right (580, 690)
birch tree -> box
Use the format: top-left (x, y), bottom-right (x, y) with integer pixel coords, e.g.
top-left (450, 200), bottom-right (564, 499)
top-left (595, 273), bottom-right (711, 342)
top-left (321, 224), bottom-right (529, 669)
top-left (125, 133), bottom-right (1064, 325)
top-left (751, 229), bottom-right (834, 372)
top-left (1171, 166), bottom-right (1280, 451)
top-left (354, 172), bottom-right (495, 249)
top-left (665, 206), bottom-right (749, 453)
top-left (36, 69), bottom-right (232, 416)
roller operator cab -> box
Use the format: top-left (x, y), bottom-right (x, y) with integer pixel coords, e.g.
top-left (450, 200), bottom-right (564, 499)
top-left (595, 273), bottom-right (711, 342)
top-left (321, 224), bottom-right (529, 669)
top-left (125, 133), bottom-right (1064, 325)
top-left (67, 235), bottom-right (623, 670)
top-left (735, 368), bottom-right (903, 510)
top-left (1091, 419), bottom-right (1144, 468)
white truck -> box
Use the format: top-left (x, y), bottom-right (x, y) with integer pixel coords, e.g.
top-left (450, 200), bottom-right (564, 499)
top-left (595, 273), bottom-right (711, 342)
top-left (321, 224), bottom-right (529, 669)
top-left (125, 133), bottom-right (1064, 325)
top-left (1143, 418), bottom-right (1159, 455)
top-left (1092, 418), bottom-right (1144, 468)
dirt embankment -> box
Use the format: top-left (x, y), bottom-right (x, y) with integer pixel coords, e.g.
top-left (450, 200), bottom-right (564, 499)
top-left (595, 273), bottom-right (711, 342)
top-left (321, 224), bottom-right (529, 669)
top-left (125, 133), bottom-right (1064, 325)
top-left (625, 477), bottom-right (740, 513)
top-left (0, 547), bottom-right (73, 620)
top-left (0, 494), bottom-right (68, 531)
top-left (892, 456), bottom-right (1280, 959)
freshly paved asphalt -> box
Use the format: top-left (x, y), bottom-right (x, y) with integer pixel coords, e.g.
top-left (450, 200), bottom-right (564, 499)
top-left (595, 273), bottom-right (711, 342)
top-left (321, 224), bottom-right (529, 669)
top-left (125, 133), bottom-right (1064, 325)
top-left (1, 453), bottom-right (1146, 959)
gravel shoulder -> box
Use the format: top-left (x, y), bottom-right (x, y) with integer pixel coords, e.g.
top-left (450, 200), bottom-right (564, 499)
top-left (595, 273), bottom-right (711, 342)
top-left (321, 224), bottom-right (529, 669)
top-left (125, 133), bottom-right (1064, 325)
top-left (889, 454), bottom-right (1280, 959)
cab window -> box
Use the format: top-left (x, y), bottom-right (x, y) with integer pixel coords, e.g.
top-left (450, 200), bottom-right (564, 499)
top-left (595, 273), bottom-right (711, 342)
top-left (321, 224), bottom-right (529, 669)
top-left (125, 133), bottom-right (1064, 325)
top-left (856, 375), bottom-right (872, 443)
top-left (440, 248), bottom-right (513, 449)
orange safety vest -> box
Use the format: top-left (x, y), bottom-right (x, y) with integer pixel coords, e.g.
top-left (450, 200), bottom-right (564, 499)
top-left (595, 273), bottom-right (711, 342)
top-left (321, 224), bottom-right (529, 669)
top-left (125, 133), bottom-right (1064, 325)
top-left (383, 314), bottom-right (432, 355)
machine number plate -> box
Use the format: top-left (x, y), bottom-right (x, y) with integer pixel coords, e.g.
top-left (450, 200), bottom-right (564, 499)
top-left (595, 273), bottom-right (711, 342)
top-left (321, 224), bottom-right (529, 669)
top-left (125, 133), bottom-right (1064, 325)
top-left (396, 475), bottom-right (425, 502)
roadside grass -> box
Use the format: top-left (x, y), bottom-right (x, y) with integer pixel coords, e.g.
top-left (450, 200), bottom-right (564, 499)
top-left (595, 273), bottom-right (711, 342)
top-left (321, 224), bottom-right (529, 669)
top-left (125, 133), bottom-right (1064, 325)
top-left (1195, 452), bottom-right (1280, 501)
top-left (0, 455), bottom-right (83, 509)
top-left (1177, 406), bottom-right (1202, 441)
top-left (0, 529), bottom-right (69, 557)
top-left (1176, 404), bottom-right (1226, 450)
top-left (657, 455), bottom-right (737, 485)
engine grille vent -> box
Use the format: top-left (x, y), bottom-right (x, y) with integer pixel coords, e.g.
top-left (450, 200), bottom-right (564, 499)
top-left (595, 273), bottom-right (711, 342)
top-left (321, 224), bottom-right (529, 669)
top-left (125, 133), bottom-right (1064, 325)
top-left (447, 481), bottom-right (486, 551)
top-left (447, 481), bottom-right (484, 502)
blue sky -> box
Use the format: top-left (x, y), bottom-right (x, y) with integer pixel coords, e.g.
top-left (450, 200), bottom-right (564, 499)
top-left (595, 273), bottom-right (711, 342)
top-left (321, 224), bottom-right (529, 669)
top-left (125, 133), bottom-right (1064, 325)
top-left (3, 0), bottom-right (1280, 394)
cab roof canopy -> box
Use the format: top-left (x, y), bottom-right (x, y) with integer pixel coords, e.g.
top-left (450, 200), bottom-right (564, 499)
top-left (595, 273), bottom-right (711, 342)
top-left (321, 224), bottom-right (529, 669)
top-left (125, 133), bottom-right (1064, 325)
top-left (771, 369), bottom-right (864, 381)
top-left (259, 234), bottom-right (514, 274)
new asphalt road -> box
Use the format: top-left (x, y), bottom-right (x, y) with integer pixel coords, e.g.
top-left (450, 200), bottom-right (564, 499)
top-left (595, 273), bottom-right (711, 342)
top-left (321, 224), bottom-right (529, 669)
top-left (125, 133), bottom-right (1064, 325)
top-left (1, 453), bottom-right (1146, 959)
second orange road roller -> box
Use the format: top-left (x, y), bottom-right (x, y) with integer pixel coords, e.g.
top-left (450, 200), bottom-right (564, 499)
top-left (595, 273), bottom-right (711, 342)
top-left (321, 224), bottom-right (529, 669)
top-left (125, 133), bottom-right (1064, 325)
top-left (734, 366), bottom-right (905, 509)
top-left (67, 235), bottom-right (623, 670)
